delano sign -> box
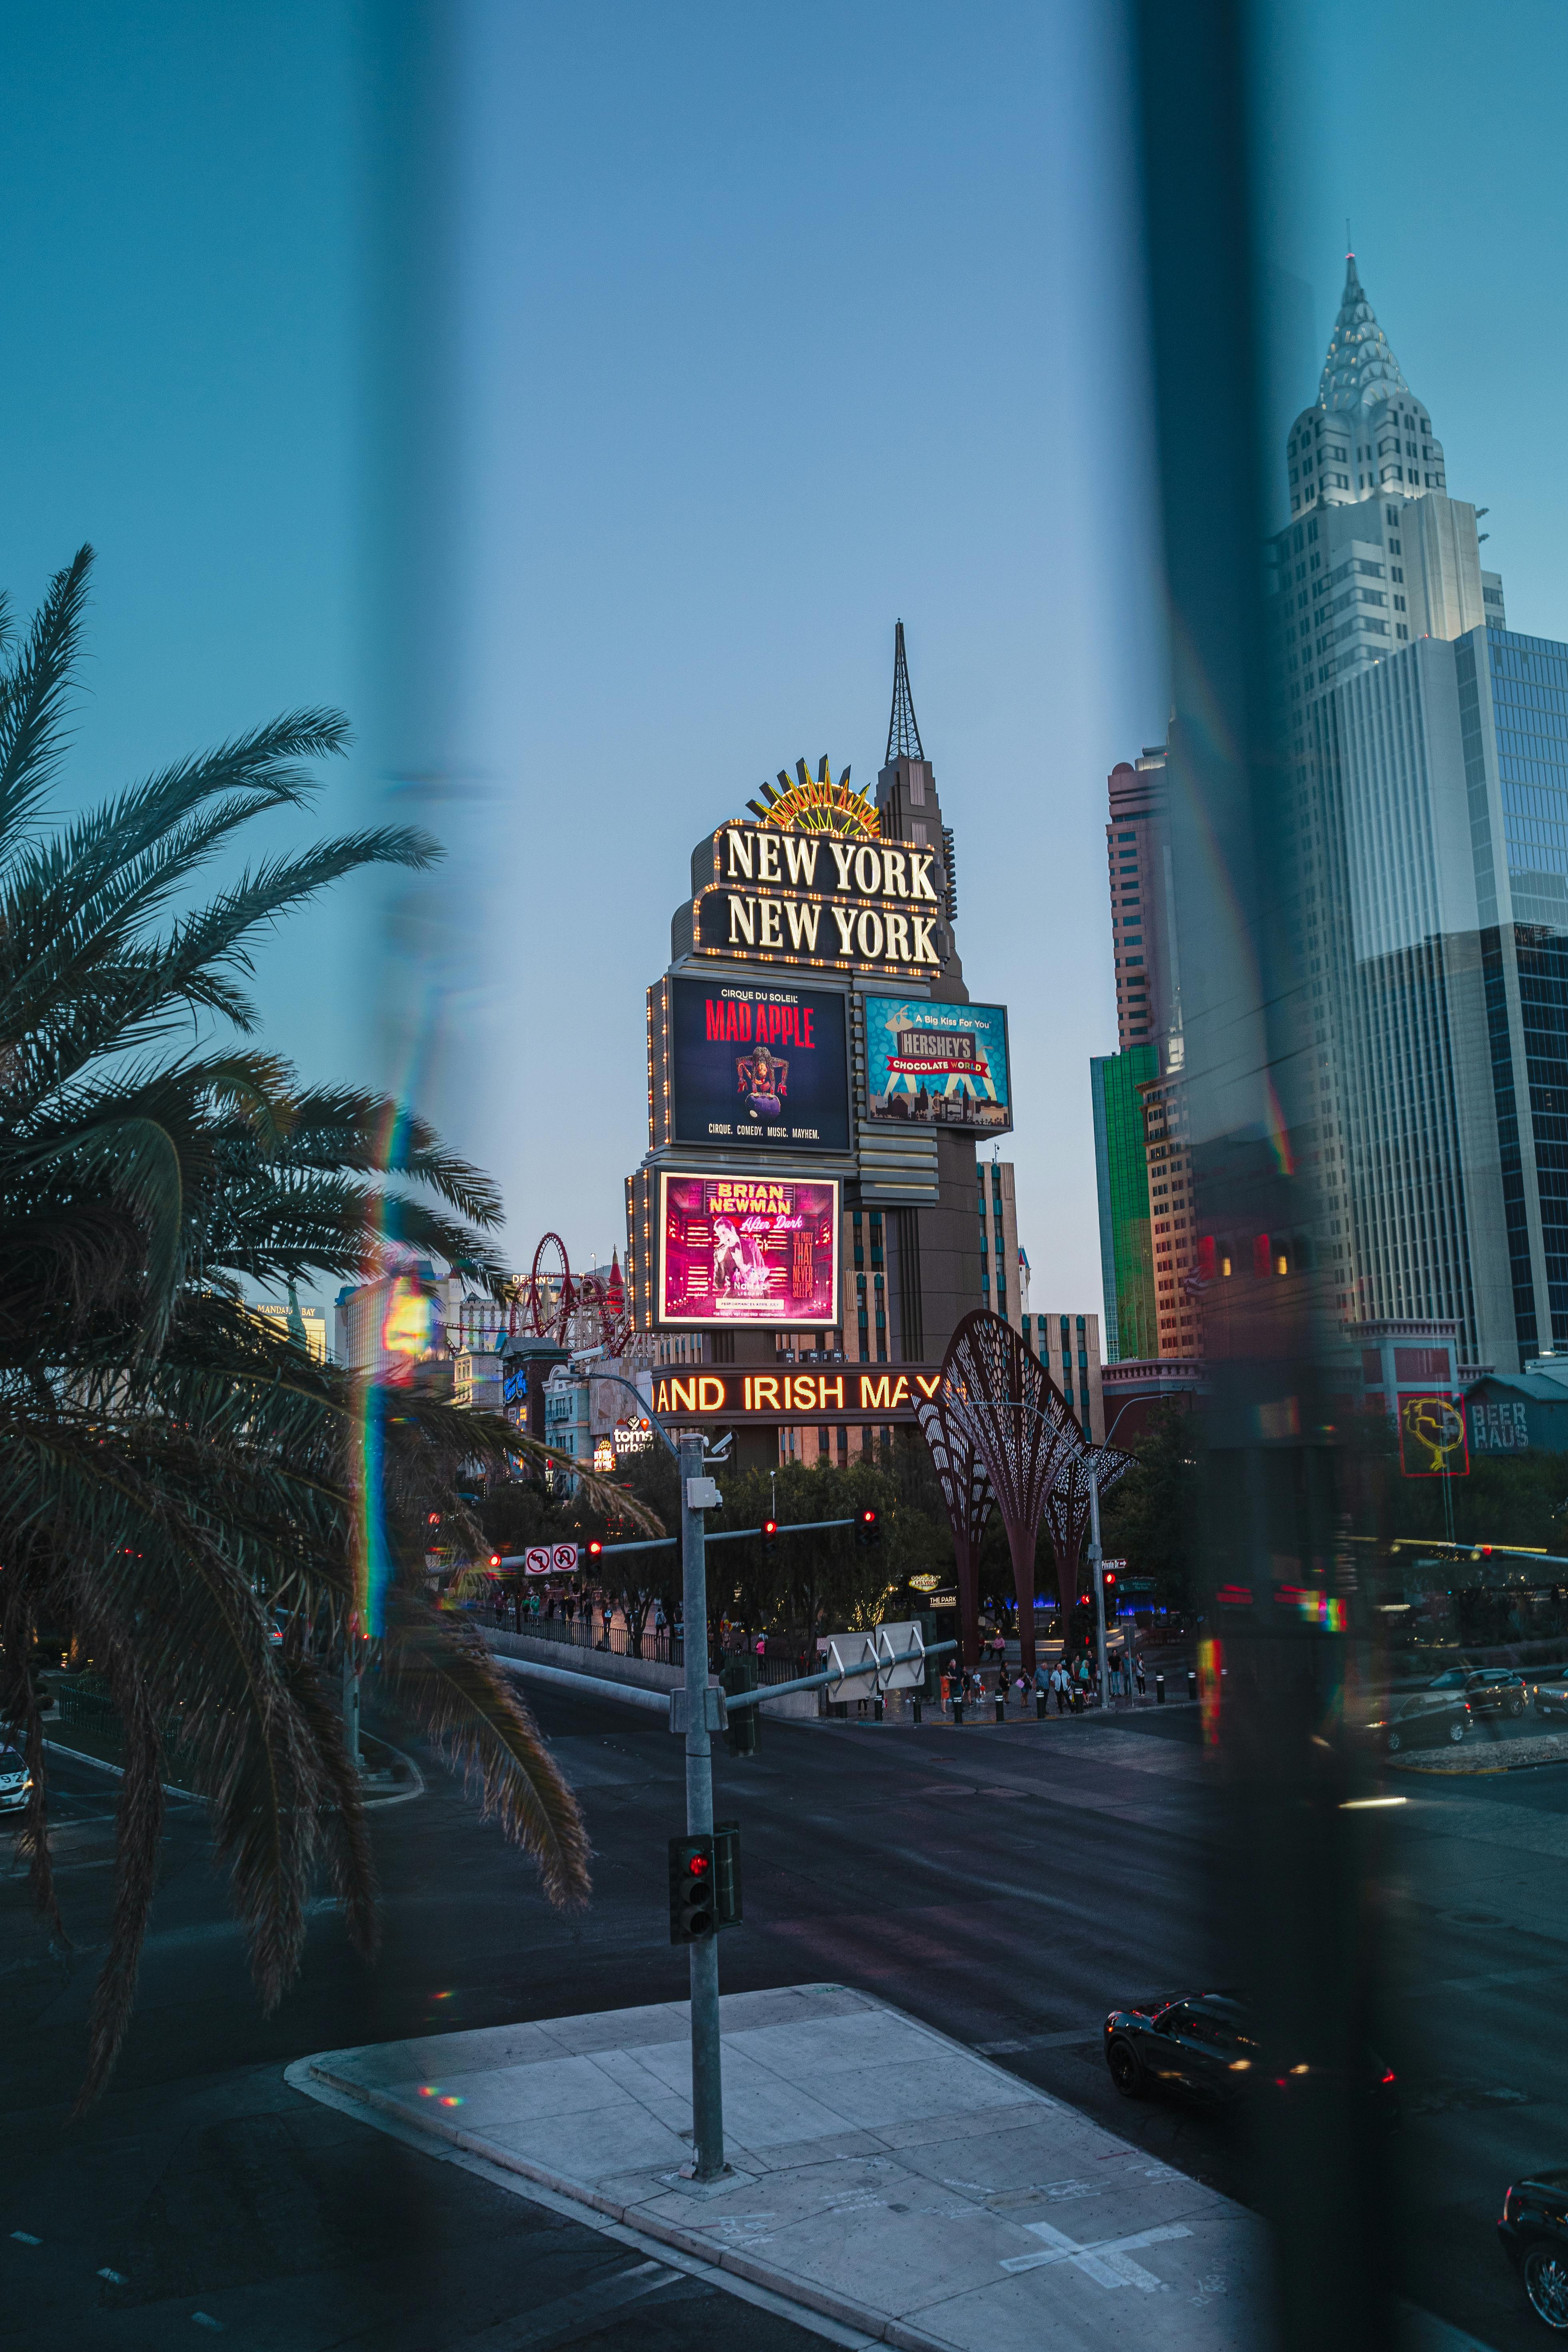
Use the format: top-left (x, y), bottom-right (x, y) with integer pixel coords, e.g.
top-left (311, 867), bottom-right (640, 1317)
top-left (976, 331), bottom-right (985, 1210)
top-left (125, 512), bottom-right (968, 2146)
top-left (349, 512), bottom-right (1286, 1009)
top-left (671, 823), bottom-right (952, 981)
top-left (647, 1364), bottom-right (946, 1425)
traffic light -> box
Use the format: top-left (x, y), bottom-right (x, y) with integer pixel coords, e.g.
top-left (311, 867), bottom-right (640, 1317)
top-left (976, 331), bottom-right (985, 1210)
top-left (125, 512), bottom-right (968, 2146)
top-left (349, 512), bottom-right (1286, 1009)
top-left (713, 1820), bottom-right (742, 1927)
top-left (855, 1508), bottom-right (880, 1551)
top-left (721, 1656), bottom-right (761, 1757)
top-left (761, 1518), bottom-right (777, 1560)
top-left (667, 1834), bottom-right (715, 1942)
top-left (586, 1539), bottom-right (603, 1561)
top-left (488, 1553), bottom-right (502, 1569)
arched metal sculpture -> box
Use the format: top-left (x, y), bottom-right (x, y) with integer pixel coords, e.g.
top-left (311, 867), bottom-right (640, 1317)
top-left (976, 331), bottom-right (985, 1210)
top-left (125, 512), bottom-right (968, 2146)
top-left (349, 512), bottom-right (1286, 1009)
top-left (913, 1396), bottom-right (994, 1670)
top-left (1040, 1439), bottom-right (1135, 1625)
top-left (928, 1310), bottom-right (1084, 1674)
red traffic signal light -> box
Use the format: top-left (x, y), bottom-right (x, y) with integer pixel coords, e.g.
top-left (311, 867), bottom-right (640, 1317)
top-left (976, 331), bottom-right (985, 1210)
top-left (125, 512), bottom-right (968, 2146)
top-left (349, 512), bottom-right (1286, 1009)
top-left (488, 1553), bottom-right (502, 1569)
top-left (587, 1539), bottom-right (603, 1559)
top-left (761, 1518), bottom-right (778, 1557)
top-left (762, 1519), bottom-right (778, 1537)
top-left (667, 1834), bottom-right (716, 1942)
top-left (1105, 1571), bottom-right (1116, 1586)
top-left (855, 1507), bottom-right (880, 1551)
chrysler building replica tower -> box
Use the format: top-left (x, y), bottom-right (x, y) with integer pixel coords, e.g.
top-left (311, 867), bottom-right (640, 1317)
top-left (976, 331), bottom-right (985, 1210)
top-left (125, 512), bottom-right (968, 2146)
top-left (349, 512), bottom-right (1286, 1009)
top-left (1271, 251), bottom-right (1568, 1377)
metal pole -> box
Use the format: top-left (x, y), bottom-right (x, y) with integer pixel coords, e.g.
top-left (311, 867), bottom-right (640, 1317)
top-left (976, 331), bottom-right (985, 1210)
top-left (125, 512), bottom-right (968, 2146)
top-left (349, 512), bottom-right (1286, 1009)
top-left (343, 1631), bottom-right (362, 1769)
top-left (1088, 1467), bottom-right (1109, 1707)
top-left (679, 1430), bottom-right (725, 2181)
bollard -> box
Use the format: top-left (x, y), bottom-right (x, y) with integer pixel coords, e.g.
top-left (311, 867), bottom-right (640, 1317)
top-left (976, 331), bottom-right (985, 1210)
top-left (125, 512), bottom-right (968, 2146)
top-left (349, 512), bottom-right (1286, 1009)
top-left (1156, 1672), bottom-right (1165, 1704)
top-left (1187, 1669), bottom-right (1197, 1703)
top-left (954, 1699), bottom-right (965, 1725)
top-left (1036, 1691), bottom-right (1046, 1721)
top-left (994, 1692), bottom-right (1005, 1724)
top-left (912, 1697), bottom-right (922, 1726)
top-left (873, 1695), bottom-right (884, 1723)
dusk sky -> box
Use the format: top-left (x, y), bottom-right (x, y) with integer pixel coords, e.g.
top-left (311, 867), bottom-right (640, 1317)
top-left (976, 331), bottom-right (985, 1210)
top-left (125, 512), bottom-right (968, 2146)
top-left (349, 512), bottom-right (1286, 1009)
top-left (4, 0), bottom-right (1564, 1312)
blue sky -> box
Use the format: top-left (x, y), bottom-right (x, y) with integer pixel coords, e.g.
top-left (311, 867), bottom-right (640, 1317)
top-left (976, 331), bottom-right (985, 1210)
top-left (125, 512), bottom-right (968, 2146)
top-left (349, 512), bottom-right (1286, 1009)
top-left (3, 2), bottom-right (1563, 1318)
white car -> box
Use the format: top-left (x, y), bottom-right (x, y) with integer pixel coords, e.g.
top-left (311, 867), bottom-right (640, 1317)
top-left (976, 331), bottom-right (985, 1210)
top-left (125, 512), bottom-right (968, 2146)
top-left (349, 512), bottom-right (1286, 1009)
top-left (0, 1746), bottom-right (32, 1812)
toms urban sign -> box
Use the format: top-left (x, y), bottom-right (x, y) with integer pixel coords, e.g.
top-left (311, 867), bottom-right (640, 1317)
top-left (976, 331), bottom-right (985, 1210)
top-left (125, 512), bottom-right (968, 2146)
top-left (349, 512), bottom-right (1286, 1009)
top-left (672, 824), bottom-right (951, 979)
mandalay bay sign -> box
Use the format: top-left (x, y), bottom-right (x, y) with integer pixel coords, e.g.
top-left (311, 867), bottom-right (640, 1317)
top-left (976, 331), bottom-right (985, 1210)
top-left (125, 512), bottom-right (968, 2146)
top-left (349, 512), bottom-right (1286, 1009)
top-left (671, 823), bottom-right (951, 982)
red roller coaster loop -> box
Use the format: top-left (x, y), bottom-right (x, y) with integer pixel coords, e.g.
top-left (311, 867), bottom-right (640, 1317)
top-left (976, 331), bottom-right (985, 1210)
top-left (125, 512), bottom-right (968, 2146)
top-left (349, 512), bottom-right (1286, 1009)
top-left (525, 1232), bottom-right (574, 1343)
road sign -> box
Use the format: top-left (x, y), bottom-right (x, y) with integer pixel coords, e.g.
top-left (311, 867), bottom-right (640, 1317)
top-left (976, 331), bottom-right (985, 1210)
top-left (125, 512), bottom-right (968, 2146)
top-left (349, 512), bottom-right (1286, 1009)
top-left (819, 1622), bottom-right (928, 1698)
top-left (523, 1546), bottom-right (553, 1576)
top-left (552, 1543), bottom-right (580, 1573)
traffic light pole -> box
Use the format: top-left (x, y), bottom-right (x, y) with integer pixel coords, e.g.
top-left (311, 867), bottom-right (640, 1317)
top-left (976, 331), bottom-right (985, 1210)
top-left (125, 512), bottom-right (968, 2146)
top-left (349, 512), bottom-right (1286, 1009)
top-left (679, 1429), bottom-right (726, 2183)
top-left (1088, 1462), bottom-right (1110, 1705)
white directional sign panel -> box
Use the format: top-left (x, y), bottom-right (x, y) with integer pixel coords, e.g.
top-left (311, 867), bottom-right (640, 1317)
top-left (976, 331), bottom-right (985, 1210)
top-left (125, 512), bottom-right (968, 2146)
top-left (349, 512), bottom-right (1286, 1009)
top-left (820, 1621), bottom-right (927, 1698)
top-left (552, 1543), bottom-right (580, 1573)
top-left (523, 1547), bottom-right (553, 1576)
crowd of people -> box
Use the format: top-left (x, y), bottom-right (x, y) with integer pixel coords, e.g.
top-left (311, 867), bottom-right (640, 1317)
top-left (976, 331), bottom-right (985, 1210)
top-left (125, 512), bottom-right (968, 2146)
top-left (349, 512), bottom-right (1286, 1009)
top-left (938, 1647), bottom-right (1146, 1716)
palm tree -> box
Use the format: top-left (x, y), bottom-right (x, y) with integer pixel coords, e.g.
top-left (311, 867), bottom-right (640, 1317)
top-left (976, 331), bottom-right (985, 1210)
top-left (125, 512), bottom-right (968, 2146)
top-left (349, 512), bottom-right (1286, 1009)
top-left (0, 550), bottom-right (657, 2106)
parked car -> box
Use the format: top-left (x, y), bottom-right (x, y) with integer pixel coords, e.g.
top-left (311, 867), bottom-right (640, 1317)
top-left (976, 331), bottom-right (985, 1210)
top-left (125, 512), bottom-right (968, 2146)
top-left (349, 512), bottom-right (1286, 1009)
top-left (1363, 1691), bottom-right (1471, 1754)
top-left (1498, 2169), bottom-right (1568, 2329)
top-left (1533, 1673), bottom-right (1568, 1721)
top-left (0, 1747), bottom-right (32, 1813)
top-left (1463, 1667), bottom-right (1528, 1719)
top-left (1103, 1990), bottom-right (1397, 2125)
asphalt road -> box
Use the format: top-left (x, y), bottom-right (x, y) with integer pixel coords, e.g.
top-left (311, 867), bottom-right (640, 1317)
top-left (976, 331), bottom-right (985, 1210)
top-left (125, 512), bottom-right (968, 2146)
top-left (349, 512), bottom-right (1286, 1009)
top-left (2, 1690), bottom-right (1565, 2348)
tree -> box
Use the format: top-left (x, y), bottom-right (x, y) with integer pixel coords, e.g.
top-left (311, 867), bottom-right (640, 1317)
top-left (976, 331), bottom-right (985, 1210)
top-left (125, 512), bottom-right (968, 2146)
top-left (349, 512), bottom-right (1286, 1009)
top-left (1098, 1399), bottom-right (1201, 1614)
top-left (0, 552), bottom-right (656, 2107)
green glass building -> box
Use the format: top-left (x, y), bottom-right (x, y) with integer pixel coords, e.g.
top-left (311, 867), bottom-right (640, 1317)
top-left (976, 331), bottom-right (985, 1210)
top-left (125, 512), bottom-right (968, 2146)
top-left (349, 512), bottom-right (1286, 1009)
top-left (1092, 1047), bottom-right (1158, 1362)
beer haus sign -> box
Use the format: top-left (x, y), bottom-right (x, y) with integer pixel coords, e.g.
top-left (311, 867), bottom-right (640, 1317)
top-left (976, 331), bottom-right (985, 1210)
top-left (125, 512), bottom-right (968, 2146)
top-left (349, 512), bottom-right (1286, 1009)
top-left (671, 821), bottom-right (952, 981)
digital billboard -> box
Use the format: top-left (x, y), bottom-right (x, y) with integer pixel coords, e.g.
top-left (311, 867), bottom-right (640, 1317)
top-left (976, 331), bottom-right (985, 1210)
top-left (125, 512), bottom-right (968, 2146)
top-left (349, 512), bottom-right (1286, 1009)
top-left (669, 978), bottom-right (850, 1152)
top-left (657, 1173), bottom-right (840, 1328)
top-left (861, 997), bottom-right (1012, 1133)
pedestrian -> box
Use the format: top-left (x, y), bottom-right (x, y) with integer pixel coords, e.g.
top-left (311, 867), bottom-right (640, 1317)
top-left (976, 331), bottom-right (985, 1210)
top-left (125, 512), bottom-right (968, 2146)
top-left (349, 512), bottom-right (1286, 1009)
top-left (940, 1669), bottom-right (950, 1711)
top-left (1136, 1655), bottom-right (1147, 1699)
top-left (755, 1633), bottom-right (767, 1660)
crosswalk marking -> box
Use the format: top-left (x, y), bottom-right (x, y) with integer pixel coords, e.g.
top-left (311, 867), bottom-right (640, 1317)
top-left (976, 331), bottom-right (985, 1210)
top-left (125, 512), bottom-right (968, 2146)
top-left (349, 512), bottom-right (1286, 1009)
top-left (1000, 2218), bottom-right (1193, 2287)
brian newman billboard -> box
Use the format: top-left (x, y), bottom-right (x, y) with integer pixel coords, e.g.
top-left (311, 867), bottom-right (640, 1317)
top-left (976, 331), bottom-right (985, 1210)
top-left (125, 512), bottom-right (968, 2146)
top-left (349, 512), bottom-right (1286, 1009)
top-left (862, 997), bottom-right (1012, 1133)
top-left (668, 977), bottom-right (850, 1152)
top-left (656, 1172), bottom-right (840, 1328)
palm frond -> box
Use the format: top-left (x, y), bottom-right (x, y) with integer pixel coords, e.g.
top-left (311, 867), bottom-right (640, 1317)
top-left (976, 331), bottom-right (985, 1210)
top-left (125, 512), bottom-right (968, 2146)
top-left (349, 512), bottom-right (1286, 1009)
top-left (0, 546), bottom-right (92, 848)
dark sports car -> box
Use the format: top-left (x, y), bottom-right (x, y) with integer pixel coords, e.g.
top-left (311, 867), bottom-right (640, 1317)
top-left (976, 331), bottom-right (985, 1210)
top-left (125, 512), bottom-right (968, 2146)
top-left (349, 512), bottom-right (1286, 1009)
top-left (1499, 2170), bottom-right (1568, 2330)
top-left (1102, 1990), bottom-right (1398, 2125)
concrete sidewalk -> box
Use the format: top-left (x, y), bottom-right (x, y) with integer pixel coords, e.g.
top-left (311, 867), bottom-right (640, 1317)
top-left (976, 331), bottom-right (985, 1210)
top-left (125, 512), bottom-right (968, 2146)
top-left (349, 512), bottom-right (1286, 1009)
top-left (290, 1982), bottom-right (1265, 2350)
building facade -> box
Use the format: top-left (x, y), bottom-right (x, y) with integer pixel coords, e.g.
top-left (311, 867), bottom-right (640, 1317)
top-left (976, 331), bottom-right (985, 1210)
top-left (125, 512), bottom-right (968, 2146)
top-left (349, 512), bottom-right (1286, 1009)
top-left (1273, 251), bottom-right (1564, 1370)
top-left (1092, 750), bottom-right (1184, 1365)
top-left (977, 1155), bottom-right (1019, 1328)
top-left (1021, 1309), bottom-right (1105, 1444)
top-left (624, 626), bottom-right (1004, 1464)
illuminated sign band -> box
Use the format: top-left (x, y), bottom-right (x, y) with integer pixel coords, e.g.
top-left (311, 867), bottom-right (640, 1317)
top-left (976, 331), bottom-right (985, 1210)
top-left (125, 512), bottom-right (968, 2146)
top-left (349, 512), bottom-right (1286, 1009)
top-left (676, 824), bottom-right (950, 979)
top-left (648, 1365), bottom-right (945, 1423)
top-left (656, 1171), bottom-right (840, 1328)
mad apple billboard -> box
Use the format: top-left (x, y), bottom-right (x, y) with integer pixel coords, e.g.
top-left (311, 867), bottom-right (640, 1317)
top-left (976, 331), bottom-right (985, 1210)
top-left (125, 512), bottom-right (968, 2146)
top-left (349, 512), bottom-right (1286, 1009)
top-left (670, 978), bottom-right (850, 1152)
top-left (862, 997), bottom-right (1012, 1133)
top-left (657, 1172), bottom-right (840, 1327)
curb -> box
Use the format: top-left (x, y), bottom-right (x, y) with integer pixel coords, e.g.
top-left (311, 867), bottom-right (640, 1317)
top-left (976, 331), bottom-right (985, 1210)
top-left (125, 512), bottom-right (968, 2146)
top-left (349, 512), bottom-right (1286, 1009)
top-left (40, 1736), bottom-right (425, 1809)
top-left (289, 2053), bottom-right (956, 2352)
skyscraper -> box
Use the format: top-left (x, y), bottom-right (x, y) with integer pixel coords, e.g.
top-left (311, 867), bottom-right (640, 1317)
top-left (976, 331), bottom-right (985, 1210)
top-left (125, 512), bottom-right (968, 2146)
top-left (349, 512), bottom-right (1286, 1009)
top-left (1092, 748), bottom-right (1187, 1362)
top-left (1273, 252), bottom-right (1564, 1371)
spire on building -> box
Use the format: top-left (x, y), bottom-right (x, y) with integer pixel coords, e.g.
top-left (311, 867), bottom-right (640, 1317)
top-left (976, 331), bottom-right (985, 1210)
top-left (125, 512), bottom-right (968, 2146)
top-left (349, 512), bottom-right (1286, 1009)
top-left (1316, 251), bottom-right (1410, 414)
top-left (885, 620), bottom-right (924, 763)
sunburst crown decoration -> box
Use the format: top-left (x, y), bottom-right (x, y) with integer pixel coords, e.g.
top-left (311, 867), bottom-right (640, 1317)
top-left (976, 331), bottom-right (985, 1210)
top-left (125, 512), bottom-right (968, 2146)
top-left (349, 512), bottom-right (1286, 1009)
top-left (745, 755), bottom-right (881, 838)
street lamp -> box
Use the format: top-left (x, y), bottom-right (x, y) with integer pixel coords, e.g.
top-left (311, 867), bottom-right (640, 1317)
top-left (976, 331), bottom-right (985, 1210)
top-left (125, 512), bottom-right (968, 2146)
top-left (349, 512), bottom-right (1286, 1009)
top-left (564, 1348), bottom-right (730, 2180)
top-left (1088, 1390), bottom-right (1147, 1709)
